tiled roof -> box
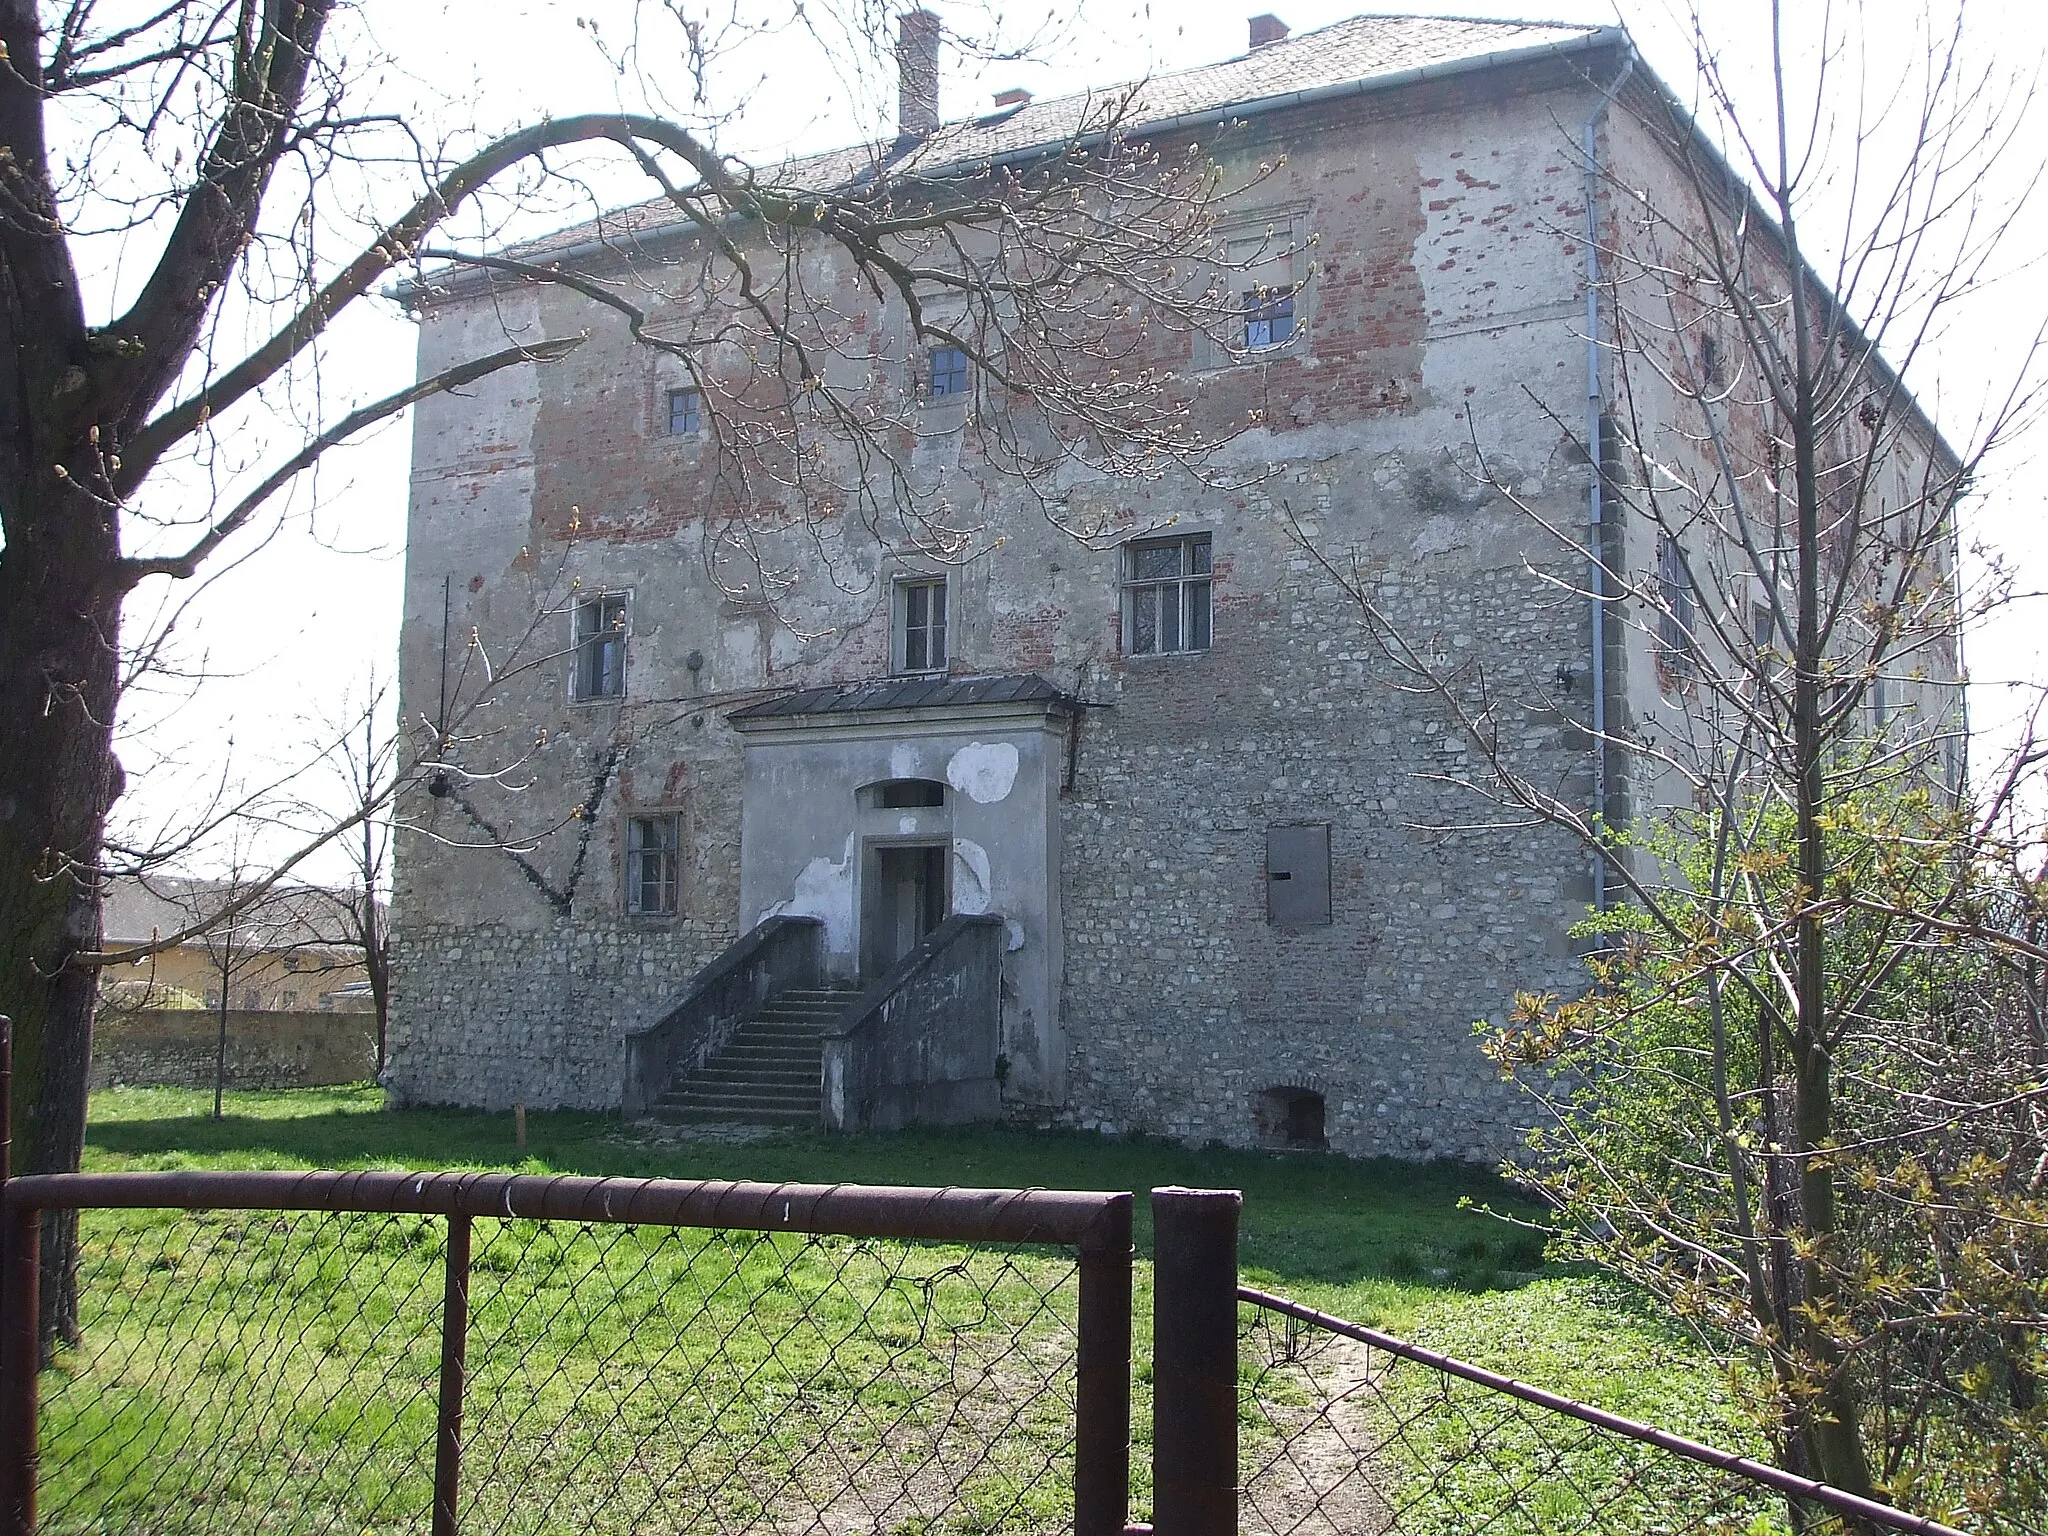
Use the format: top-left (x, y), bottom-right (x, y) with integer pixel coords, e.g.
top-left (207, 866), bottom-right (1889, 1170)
top-left (728, 672), bottom-right (1076, 721)
top-left (101, 875), bottom-right (377, 950)
top-left (498, 13), bottom-right (1610, 264)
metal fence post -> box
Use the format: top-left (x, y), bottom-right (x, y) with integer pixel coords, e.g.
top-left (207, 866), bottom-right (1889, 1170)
top-left (2, 1015), bottom-right (39, 1536)
top-left (1074, 1192), bottom-right (1133, 1536)
top-left (432, 1213), bottom-right (472, 1536)
top-left (1150, 1187), bottom-right (1239, 1536)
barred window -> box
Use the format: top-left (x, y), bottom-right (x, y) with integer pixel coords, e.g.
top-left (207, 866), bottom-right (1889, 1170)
top-left (895, 578), bottom-right (948, 674)
top-left (573, 593), bottom-right (628, 701)
top-left (1124, 534), bottom-right (1212, 656)
top-left (626, 815), bottom-right (680, 917)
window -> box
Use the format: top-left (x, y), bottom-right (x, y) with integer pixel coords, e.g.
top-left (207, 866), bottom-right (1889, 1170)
top-left (895, 578), bottom-right (948, 673)
top-left (1266, 823), bottom-right (1332, 926)
top-left (666, 386), bottom-right (702, 436)
top-left (1124, 534), bottom-right (1212, 656)
top-left (927, 345), bottom-right (970, 399)
top-left (1242, 285), bottom-right (1296, 349)
top-left (877, 779), bottom-right (946, 809)
top-left (1699, 333), bottom-right (1724, 390)
top-left (1200, 208), bottom-right (1311, 368)
top-left (626, 814), bottom-right (680, 917)
top-left (573, 592), bottom-right (628, 701)
top-left (1655, 535), bottom-right (1694, 681)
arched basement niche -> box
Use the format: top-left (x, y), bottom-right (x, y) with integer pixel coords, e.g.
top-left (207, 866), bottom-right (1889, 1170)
top-left (1254, 1085), bottom-right (1327, 1150)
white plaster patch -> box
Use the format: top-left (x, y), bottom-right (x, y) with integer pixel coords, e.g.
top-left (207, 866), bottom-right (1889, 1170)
top-left (951, 839), bottom-right (992, 914)
top-left (1004, 918), bottom-right (1026, 953)
top-left (897, 815), bottom-right (918, 835)
top-left (946, 741), bottom-right (1019, 804)
top-left (758, 835), bottom-right (856, 957)
top-left (888, 742), bottom-right (924, 781)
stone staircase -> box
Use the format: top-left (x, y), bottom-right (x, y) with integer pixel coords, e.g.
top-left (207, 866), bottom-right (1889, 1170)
top-left (647, 985), bottom-right (861, 1126)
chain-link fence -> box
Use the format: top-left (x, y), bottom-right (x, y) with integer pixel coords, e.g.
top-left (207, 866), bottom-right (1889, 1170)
top-left (1, 1172), bottom-right (1134, 1536)
top-left (1237, 1284), bottom-right (1993, 1536)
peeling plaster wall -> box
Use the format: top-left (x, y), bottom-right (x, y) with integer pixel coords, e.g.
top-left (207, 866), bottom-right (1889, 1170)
top-left (383, 60), bottom-right (1815, 1155)
top-left (736, 713), bottom-right (1066, 1101)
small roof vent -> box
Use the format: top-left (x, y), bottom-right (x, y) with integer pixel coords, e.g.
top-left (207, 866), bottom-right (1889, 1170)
top-left (993, 87), bottom-right (1032, 108)
top-left (1248, 14), bottom-right (1290, 49)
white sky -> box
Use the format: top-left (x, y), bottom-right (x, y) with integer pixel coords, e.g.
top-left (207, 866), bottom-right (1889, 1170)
top-left (107, 0), bottom-right (2048, 879)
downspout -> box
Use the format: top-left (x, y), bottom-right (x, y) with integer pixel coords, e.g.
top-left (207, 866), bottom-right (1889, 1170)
top-left (1582, 52), bottom-right (1635, 913)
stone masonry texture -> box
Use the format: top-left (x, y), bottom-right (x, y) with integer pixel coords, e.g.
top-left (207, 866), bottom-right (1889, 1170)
top-left (385, 28), bottom-right (1954, 1164)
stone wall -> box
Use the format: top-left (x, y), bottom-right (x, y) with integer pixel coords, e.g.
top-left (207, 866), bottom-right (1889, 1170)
top-left (387, 56), bottom-right (1617, 1157)
top-left (92, 1009), bottom-right (377, 1091)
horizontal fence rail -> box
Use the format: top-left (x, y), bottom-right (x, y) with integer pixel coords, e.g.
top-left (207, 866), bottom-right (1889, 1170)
top-left (0, 1154), bottom-right (1132, 1536)
top-left (1237, 1284), bottom-right (1978, 1536)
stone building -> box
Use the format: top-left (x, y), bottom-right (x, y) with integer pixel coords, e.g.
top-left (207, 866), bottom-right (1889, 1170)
top-left (386, 13), bottom-right (1961, 1158)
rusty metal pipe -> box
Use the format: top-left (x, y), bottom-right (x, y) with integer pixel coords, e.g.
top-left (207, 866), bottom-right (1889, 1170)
top-left (432, 1215), bottom-right (471, 1536)
top-left (1, 1201), bottom-right (40, 1536)
top-left (1073, 1192), bottom-right (1133, 1536)
top-left (1150, 1188), bottom-right (1239, 1536)
top-left (1, 1171), bottom-right (1128, 1251)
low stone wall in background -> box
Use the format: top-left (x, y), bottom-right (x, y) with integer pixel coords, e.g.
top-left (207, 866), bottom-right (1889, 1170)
top-left (92, 1008), bottom-right (378, 1091)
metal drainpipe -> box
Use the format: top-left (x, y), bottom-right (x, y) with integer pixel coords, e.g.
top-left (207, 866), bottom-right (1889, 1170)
top-left (1582, 53), bottom-right (1635, 913)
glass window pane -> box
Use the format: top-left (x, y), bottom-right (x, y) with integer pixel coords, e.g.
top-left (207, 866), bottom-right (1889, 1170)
top-left (1189, 579), bottom-right (1211, 650)
top-left (1161, 583), bottom-right (1181, 652)
top-left (1189, 536), bottom-right (1212, 575)
top-left (928, 584), bottom-right (947, 667)
top-left (1132, 543), bottom-right (1181, 580)
top-left (1131, 587), bottom-right (1157, 654)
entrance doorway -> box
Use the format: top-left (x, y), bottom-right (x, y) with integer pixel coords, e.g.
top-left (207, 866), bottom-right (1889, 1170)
top-left (862, 843), bottom-right (948, 980)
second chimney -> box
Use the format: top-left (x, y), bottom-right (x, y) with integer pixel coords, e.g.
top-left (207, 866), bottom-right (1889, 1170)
top-left (898, 10), bottom-right (942, 139)
top-left (1248, 14), bottom-right (1290, 49)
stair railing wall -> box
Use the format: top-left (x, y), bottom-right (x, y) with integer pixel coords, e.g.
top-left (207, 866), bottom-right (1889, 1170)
top-left (822, 913), bottom-right (1003, 1132)
top-left (621, 916), bottom-right (824, 1117)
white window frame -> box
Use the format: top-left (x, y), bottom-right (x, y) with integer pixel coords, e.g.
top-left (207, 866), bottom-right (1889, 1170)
top-left (624, 812), bottom-right (681, 918)
top-left (926, 344), bottom-right (971, 400)
top-left (666, 385), bottom-right (702, 437)
top-left (1123, 533), bottom-right (1213, 657)
top-left (893, 576), bottom-right (949, 675)
top-left (1197, 206), bottom-right (1313, 370)
top-left (572, 591), bottom-right (629, 702)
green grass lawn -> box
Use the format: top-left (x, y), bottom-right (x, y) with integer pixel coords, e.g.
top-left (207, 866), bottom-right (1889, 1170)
top-left (39, 1086), bottom-right (1761, 1535)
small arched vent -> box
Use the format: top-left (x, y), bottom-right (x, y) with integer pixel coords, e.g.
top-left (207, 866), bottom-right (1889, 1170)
top-left (1255, 1086), bottom-right (1327, 1151)
top-left (869, 778), bottom-right (946, 809)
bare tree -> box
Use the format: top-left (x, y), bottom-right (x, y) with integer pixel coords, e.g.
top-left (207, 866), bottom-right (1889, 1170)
top-left (0, 0), bottom-right (1274, 1346)
top-left (1300, 3), bottom-right (2047, 1517)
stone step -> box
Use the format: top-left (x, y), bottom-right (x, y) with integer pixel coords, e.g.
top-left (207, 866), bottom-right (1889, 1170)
top-left (656, 1099), bottom-right (818, 1120)
top-left (660, 1089), bottom-right (819, 1114)
top-left (714, 1046), bottom-right (822, 1066)
top-left (690, 1068), bottom-right (819, 1090)
top-left (650, 1102), bottom-right (817, 1127)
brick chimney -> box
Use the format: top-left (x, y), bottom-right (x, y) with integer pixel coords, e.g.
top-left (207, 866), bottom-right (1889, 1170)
top-left (897, 10), bottom-right (942, 139)
top-left (993, 87), bottom-right (1032, 109)
top-left (1248, 14), bottom-right (1290, 49)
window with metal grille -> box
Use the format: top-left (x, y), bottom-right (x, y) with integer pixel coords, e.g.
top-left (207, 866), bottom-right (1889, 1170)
top-left (573, 593), bottom-right (628, 700)
top-left (626, 815), bottom-right (680, 917)
top-left (927, 346), bottom-right (970, 398)
top-left (1124, 534), bottom-right (1212, 656)
top-left (1656, 535), bottom-right (1695, 681)
top-left (1242, 285), bottom-right (1296, 349)
top-left (896, 578), bottom-right (948, 673)
top-left (666, 386), bottom-right (702, 436)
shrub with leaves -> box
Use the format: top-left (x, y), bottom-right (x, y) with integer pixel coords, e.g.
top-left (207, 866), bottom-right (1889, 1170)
top-left (1489, 790), bottom-right (2047, 1529)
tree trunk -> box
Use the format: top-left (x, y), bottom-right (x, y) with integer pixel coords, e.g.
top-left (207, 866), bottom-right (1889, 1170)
top-left (0, 478), bottom-right (123, 1355)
